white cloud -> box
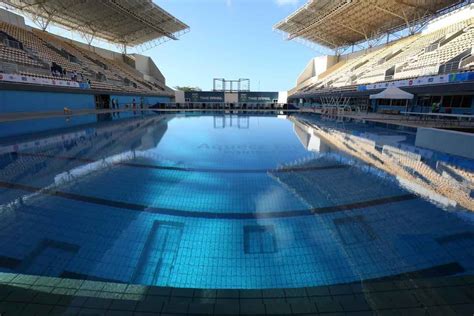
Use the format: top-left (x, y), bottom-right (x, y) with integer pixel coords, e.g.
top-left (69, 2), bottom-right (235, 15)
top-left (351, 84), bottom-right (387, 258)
top-left (275, 0), bottom-right (300, 6)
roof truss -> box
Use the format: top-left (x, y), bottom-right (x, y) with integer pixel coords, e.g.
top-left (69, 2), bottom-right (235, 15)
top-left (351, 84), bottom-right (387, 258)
top-left (3, 0), bottom-right (190, 47)
top-left (274, 0), bottom-right (464, 50)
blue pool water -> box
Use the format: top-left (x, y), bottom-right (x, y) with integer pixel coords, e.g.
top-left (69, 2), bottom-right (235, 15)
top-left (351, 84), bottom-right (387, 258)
top-left (0, 112), bottom-right (473, 289)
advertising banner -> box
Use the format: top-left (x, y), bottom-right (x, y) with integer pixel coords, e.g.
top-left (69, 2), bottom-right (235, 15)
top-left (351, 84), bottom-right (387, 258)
top-left (185, 91), bottom-right (225, 102)
top-left (239, 92), bottom-right (278, 103)
top-left (357, 71), bottom-right (474, 91)
top-left (0, 73), bottom-right (82, 88)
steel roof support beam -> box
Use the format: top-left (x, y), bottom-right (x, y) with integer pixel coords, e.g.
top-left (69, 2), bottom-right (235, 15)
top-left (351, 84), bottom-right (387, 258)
top-left (78, 27), bottom-right (96, 46)
top-left (287, 0), bottom-right (353, 40)
top-left (279, 23), bottom-right (340, 49)
top-left (370, 2), bottom-right (415, 34)
top-left (27, 2), bottom-right (56, 31)
top-left (32, 14), bottom-right (51, 31)
top-left (370, 2), bottom-right (406, 21)
top-left (102, 0), bottom-right (178, 41)
top-left (305, 33), bottom-right (339, 49)
top-left (2, 0), bottom-right (189, 47)
top-left (335, 22), bottom-right (369, 40)
top-left (16, 0), bottom-right (46, 11)
top-left (394, 0), bottom-right (436, 14)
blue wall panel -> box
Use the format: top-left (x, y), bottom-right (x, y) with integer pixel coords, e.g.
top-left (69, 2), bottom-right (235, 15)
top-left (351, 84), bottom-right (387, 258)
top-left (0, 90), bottom-right (171, 113)
top-left (0, 90), bottom-right (95, 113)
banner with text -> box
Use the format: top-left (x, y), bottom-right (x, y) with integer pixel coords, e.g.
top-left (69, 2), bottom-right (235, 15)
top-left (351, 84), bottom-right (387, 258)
top-left (0, 73), bottom-right (82, 88)
top-left (239, 92), bottom-right (279, 103)
top-left (357, 71), bottom-right (474, 91)
top-left (185, 91), bottom-right (225, 103)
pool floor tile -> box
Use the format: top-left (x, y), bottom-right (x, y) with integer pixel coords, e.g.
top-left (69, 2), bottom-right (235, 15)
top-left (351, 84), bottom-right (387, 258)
top-left (83, 297), bottom-right (113, 309)
top-left (21, 303), bottom-right (54, 316)
top-left (214, 302), bottom-right (240, 315)
top-left (135, 298), bottom-right (165, 313)
top-left (4, 288), bottom-right (37, 303)
top-left (31, 291), bottom-right (62, 305)
top-left (105, 310), bottom-right (134, 316)
top-left (289, 301), bottom-right (318, 314)
top-left (109, 299), bottom-right (138, 311)
top-left (187, 302), bottom-right (214, 314)
top-left (49, 305), bottom-right (81, 316)
top-left (240, 302), bottom-right (266, 315)
top-left (314, 296), bottom-right (344, 313)
top-left (0, 301), bottom-right (26, 315)
top-left (161, 302), bottom-right (189, 314)
top-left (265, 302), bottom-right (292, 314)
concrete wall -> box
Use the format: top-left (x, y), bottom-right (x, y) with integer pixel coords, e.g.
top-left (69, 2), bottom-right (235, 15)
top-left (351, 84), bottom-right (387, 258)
top-left (415, 128), bottom-right (474, 159)
top-left (0, 8), bottom-right (26, 29)
top-left (0, 90), bottom-right (95, 113)
top-left (297, 55), bottom-right (338, 86)
top-left (225, 93), bottom-right (238, 103)
top-left (175, 91), bottom-right (185, 103)
top-left (132, 54), bottom-right (165, 83)
top-left (278, 91), bottom-right (288, 104)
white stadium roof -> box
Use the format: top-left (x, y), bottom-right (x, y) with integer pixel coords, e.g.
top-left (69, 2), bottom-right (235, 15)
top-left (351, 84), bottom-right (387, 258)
top-left (3, 0), bottom-right (189, 47)
top-left (274, 0), bottom-right (463, 49)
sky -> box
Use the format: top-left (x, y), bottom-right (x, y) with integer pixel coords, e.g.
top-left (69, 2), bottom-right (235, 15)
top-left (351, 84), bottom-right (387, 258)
top-left (149, 0), bottom-right (317, 91)
top-left (20, 0), bottom-right (318, 92)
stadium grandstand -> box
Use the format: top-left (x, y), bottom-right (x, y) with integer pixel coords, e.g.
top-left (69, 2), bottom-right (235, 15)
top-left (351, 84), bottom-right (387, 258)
top-left (0, 0), bottom-right (189, 113)
top-left (276, 0), bottom-right (474, 115)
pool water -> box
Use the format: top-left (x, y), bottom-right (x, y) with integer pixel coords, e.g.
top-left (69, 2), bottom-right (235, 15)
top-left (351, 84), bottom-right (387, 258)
top-left (0, 113), bottom-right (473, 289)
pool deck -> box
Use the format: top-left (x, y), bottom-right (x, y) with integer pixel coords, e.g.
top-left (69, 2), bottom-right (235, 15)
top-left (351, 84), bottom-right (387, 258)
top-left (1, 272), bottom-right (473, 315)
top-left (0, 108), bottom-right (301, 123)
top-left (338, 113), bottom-right (474, 130)
top-left (1, 109), bottom-right (473, 131)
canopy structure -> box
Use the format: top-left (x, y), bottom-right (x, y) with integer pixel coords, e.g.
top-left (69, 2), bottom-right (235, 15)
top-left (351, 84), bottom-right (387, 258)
top-left (370, 86), bottom-right (414, 99)
top-left (274, 0), bottom-right (463, 50)
top-left (3, 0), bottom-right (189, 48)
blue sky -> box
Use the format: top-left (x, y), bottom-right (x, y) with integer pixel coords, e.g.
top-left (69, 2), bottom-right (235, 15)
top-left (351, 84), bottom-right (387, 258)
top-left (149, 0), bottom-right (317, 91)
top-left (21, 0), bottom-right (318, 91)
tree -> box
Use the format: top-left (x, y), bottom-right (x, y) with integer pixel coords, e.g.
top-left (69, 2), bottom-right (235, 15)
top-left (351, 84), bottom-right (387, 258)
top-left (174, 86), bottom-right (202, 92)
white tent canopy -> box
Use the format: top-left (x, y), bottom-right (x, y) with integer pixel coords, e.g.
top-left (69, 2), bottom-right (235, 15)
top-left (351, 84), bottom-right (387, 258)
top-left (370, 86), bottom-right (414, 100)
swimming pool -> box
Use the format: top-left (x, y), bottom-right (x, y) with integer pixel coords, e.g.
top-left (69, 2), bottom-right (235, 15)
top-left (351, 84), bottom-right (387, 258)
top-left (0, 112), bottom-right (473, 290)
